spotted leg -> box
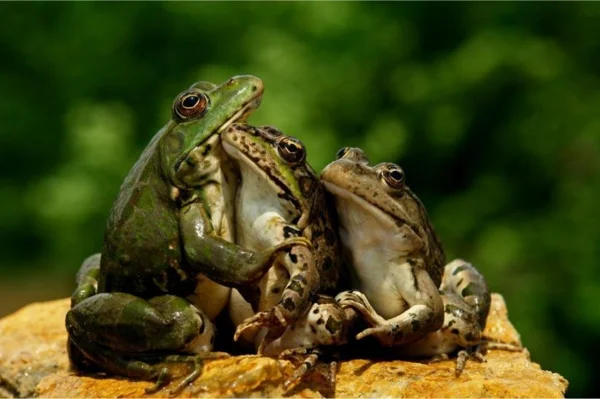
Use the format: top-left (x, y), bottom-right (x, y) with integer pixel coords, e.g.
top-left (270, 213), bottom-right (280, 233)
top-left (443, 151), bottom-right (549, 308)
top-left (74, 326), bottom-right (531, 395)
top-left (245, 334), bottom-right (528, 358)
top-left (235, 243), bottom-right (319, 346)
top-left (440, 259), bottom-right (491, 330)
top-left (339, 259), bottom-right (445, 346)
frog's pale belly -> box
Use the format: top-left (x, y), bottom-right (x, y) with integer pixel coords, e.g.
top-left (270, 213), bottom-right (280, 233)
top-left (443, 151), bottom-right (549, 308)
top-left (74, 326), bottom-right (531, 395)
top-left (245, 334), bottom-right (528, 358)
top-left (235, 164), bottom-right (294, 249)
top-left (335, 196), bottom-right (412, 319)
top-left (229, 163), bottom-right (295, 342)
top-left (352, 256), bottom-right (411, 320)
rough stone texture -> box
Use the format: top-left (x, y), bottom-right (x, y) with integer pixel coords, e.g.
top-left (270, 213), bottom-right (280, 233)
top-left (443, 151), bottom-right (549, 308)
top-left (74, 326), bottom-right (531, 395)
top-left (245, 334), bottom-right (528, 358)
top-left (0, 294), bottom-right (568, 398)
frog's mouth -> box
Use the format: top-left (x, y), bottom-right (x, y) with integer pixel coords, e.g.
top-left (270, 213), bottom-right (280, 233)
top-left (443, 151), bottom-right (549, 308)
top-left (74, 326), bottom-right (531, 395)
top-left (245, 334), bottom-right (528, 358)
top-left (322, 181), bottom-right (399, 230)
top-left (216, 96), bottom-right (263, 135)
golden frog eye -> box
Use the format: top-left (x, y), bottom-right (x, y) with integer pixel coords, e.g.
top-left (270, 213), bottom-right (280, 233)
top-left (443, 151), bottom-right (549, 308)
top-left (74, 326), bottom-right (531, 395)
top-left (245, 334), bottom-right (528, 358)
top-left (173, 91), bottom-right (208, 121)
top-left (276, 137), bottom-right (306, 165)
top-left (379, 164), bottom-right (405, 189)
top-left (335, 147), bottom-right (351, 160)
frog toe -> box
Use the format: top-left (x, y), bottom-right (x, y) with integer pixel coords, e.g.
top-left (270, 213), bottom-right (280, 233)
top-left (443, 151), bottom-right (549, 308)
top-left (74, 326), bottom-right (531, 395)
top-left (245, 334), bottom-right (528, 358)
top-left (455, 345), bottom-right (487, 376)
top-left (356, 325), bottom-right (385, 341)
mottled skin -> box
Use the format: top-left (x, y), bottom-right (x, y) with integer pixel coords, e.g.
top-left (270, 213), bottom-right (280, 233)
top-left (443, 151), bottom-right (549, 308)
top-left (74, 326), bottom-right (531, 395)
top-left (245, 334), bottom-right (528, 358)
top-left (202, 124), bottom-right (341, 350)
top-left (261, 294), bottom-right (355, 391)
top-left (66, 76), bottom-right (284, 393)
top-left (320, 147), bottom-right (446, 346)
top-left (338, 259), bottom-right (492, 374)
top-left (99, 78), bottom-right (264, 298)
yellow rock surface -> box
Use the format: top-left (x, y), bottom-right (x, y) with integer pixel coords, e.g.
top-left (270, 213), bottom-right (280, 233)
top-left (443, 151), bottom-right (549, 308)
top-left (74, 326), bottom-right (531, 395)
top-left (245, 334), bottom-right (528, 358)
top-left (0, 294), bottom-right (568, 398)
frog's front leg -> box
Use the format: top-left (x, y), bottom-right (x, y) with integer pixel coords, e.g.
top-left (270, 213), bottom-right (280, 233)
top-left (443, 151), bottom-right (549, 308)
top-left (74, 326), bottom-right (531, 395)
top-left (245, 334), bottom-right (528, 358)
top-left (235, 241), bottom-right (320, 346)
top-left (180, 201), bottom-right (311, 287)
top-left (66, 293), bottom-right (218, 391)
top-left (351, 259), bottom-right (444, 346)
top-left (70, 253), bottom-right (101, 307)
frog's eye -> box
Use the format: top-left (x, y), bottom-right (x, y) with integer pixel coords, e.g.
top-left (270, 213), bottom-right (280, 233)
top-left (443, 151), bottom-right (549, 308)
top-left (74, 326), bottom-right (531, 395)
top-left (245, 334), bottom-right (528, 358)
top-left (173, 91), bottom-right (208, 121)
top-left (379, 164), bottom-right (405, 189)
top-left (277, 137), bottom-right (306, 165)
top-left (336, 147), bottom-right (350, 160)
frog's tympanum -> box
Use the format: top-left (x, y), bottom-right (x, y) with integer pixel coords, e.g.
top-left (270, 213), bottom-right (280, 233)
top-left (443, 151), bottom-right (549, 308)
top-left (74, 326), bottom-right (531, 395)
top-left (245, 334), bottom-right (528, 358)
top-left (64, 76), bottom-right (308, 394)
top-left (196, 124), bottom-right (341, 352)
top-left (320, 147), bottom-right (446, 346)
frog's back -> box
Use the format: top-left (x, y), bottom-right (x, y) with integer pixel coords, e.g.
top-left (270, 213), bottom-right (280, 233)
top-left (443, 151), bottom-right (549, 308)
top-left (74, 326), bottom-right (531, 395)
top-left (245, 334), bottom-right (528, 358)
top-left (99, 135), bottom-right (194, 298)
top-left (410, 190), bottom-right (446, 287)
top-left (310, 181), bottom-right (341, 293)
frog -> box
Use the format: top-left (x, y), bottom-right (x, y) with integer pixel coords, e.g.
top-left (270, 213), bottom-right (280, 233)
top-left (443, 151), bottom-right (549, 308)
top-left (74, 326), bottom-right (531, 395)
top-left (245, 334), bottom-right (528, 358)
top-left (337, 259), bottom-right (493, 375)
top-left (319, 147), bottom-right (446, 347)
top-left (192, 124), bottom-right (341, 352)
top-left (66, 76), bottom-right (308, 394)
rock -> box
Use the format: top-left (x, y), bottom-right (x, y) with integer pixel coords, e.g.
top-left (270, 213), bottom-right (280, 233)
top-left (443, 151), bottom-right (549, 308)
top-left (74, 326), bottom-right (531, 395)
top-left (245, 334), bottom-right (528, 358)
top-left (0, 294), bottom-right (567, 398)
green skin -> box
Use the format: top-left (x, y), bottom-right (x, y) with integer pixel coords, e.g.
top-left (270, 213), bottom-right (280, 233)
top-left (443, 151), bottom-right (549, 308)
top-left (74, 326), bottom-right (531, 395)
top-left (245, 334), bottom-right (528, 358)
top-left (65, 76), bottom-right (307, 394)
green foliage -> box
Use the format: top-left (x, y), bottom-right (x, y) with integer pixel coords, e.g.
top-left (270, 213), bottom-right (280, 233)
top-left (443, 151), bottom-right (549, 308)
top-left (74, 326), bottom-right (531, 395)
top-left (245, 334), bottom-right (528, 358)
top-left (1, 3), bottom-right (599, 396)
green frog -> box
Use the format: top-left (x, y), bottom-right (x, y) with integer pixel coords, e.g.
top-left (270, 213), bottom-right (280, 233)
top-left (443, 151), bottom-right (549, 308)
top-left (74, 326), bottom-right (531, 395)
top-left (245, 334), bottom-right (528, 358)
top-left (66, 76), bottom-right (308, 393)
top-left (195, 124), bottom-right (341, 351)
top-left (320, 147), bottom-right (446, 346)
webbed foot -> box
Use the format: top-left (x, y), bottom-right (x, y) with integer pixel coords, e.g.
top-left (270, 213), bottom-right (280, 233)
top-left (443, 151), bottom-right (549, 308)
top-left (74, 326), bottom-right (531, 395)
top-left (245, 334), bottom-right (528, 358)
top-left (279, 348), bottom-right (336, 393)
top-left (454, 344), bottom-right (487, 376)
top-left (145, 352), bottom-right (230, 396)
top-left (428, 339), bottom-right (523, 377)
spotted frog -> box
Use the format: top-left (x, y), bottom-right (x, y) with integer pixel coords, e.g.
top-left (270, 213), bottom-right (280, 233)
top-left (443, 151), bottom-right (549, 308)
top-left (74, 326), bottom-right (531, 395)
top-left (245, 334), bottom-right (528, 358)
top-left (320, 147), bottom-right (446, 346)
top-left (194, 124), bottom-right (341, 352)
top-left (321, 147), bottom-right (497, 372)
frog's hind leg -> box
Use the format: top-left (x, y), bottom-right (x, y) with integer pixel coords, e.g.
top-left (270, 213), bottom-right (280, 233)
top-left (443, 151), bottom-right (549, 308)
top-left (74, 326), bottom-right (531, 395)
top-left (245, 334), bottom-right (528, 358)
top-left (454, 340), bottom-right (523, 376)
top-left (481, 339), bottom-right (523, 352)
top-left (66, 293), bottom-right (216, 392)
top-left (68, 253), bottom-right (103, 371)
top-left (280, 347), bottom-right (326, 392)
top-left (424, 344), bottom-right (486, 376)
top-left (441, 259), bottom-right (491, 329)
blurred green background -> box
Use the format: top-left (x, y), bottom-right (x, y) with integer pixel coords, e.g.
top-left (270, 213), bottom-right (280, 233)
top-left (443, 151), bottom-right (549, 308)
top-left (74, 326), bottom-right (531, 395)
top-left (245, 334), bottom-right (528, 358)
top-left (1, 2), bottom-right (599, 396)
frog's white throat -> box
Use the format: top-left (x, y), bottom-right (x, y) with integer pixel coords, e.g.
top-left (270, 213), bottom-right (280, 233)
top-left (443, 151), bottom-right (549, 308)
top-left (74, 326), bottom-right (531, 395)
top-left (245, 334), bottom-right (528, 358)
top-left (221, 140), bottom-right (291, 210)
top-left (322, 181), bottom-right (398, 232)
top-left (222, 140), bottom-right (300, 248)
